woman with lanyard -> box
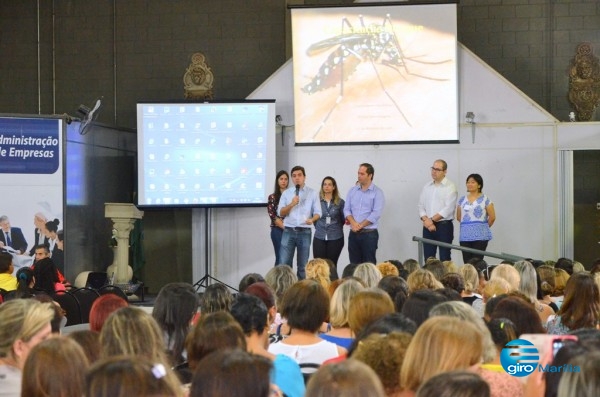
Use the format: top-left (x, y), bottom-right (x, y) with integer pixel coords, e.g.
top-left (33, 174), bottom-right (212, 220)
top-left (312, 176), bottom-right (345, 271)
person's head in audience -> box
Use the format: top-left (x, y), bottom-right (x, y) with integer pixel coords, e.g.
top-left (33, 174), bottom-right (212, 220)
top-left (86, 356), bottom-right (183, 397)
top-left (442, 260), bottom-right (458, 274)
top-left (341, 263), bottom-right (358, 278)
top-left (553, 268), bottom-right (570, 297)
top-left (440, 272), bottom-right (465, 294)
top-left (436, 287), bottom-right (463, 301)
top-left (190, 348), bottom-right (272, 397)
top-left (513, 260), bottom-right (540, 302)
top-left (352, 332), bottom-right (412, 395)
top-left (489, 295), bottom-right (545, 334)
top-left (265, 265), bottom-right (297, 309)
top-left (238, 272), bottom-right (265, 292)
top-left (402, 258), bottom-right (420, 275)
top-left (400, 316), bottom-right (483, 393)
top-left (0, 299), bottom-right (54, 371)
top-left (200, 282), bottom-right (233, 314)
top-left (89, 293), bottom-right (128, 332)
top-left (415, 370), bottom-right (490, 397)
top-left (386, 259), bottom-right (404, 274)
top-left (537, 265), bottom-right (556, 297)
top-left (32, 257), bottom-right (59, 294)
top-left (572, 261), bottom-right (585, 274)
top-left (281, 279), bottom-right (330, 334)
top-left (376, 262), bottom-right (399, 277)
top-left (485, 317), bottom-right (518, 355)
top-left (556, 351), bottom-right (600, 397)
top-left (353, 262), bottom-right (382, 288)
top-left (68, 330), bottom-right (101, 364)
top-left (460, 264), bottom-right (480, 296)
top-left (590, 258), bottom-right (600, 274)
top-left (13, 267), bottom-right (35, 299)
top-left (429, 301), bottom-right (497, 363)
top-left (324, 258), bottom-right (339, 281)
top-left (100, 306), bottom-right (169, 364)
top-left (401, 289), bottom-right (447, 328)
top-left (407, 269), bottom-right (443, 293)
top-left (348, 288), bottom-right (395, 336)
top-left (329, 278), bottom-right (365, 331)
top-left (244, 281), bottom-right (277, 323)
top-left (152, 282), bottom-right (199, 366)
top-left (305, 258), bottom-right (331, 291)
top-left (32, 293), bottom-right (65, 333)
top-left (305, 359), bottom-right (386, 397)
top-left (185, 311), bottom-right (246, 370)
top-left (230, 293), bottom-right (269, 339)
top-left (22, 336), bottom-right (89, 397)
top-left (0, 251), bottom-right (14, 278)
top-left (481, 277), bottom-right (511, 303)
top-left (555, 257), bottom-right (574, 276)
top-left (424, 259), bottom-right (446, 281)
top-left (378, 275), bottom-right (409, 311)
top-left (489, 264), bottom-right (520, 291)
top-left (557, 271), bottom-right (600, 331)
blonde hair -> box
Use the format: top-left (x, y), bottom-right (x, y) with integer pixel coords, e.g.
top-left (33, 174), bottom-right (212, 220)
top-left (489, 264), bottom-right (520, 291)
top-left (572, 261), bottom-right (585, 274)
top-left (0, 299), bottom-right (54, 361)
top-left (100, 307), bottom-right (169, 365)
top-left (400, 317), bottom-right (483, 392)
top-left (442, 261), bottom-right (458, 274)
top-left (376, 262), bottom-right (399, 277)
top-left (347, 288), bottom-right (395, 335)
top-left (329, 278), bottom-right (365, 328)
top-left (306, 258), bottom-right (331, 291)
top-left (536, 265), bottom-right (555, 296)
top-left (482, 278), bottom-right (510, 302)
top-left (407, 269), bottom-right (443, 293)
top-left (459, 264), bottom-right (480, 294)
top-left (553, 268), bottom-right (570, 296)
top-left (428, 301), bottom-right (497, 363)
top-left (22, 337), bottom-right (89, 397)
top-left (353, 263), bottom-right (382, 288)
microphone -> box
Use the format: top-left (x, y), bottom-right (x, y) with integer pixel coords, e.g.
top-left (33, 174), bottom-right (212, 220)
top-left (295, 184), bottom-right (300, 196)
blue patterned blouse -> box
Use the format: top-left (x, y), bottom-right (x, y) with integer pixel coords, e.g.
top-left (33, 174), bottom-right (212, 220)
top-left (458, 194), bottom-right (493, 242)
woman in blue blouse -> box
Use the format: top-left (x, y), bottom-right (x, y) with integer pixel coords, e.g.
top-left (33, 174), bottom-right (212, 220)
top-left (313, 176), bottom-right (345, 269)
top-left (456, 174), bottom-right (496, 263)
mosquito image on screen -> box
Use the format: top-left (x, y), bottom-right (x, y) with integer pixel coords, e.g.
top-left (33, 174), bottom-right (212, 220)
top-left (298, 13), bottom-right (453, 143)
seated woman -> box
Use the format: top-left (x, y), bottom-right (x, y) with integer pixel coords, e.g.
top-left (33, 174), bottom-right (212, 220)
top-left (320, 278), bottom-right (365, 349)
top-left (305, 359), bottom-right (385, 397)
top-left (268, 279), bottom-right (345, 365)
top-left (547, 272), bottom-right (600, 335)
top-left (0, 299), bottom-right (55, 396)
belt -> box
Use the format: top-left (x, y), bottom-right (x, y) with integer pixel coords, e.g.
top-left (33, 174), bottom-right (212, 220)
top-left (353, 228), bottom-right (377, 234)
top-left (434, 220), bottom-right (452, 224)
top-left (285, 227), bottom-right (311, 232)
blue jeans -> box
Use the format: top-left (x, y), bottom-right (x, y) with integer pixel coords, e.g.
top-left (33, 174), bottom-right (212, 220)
top-left (348, 230), bottom-right (379, 265)
top-left (423, 221), bottom-right (454, 261)
top-left (278, 228), bottom-right (312, 279)
top-left (270, 227), bottom-right (284, 266)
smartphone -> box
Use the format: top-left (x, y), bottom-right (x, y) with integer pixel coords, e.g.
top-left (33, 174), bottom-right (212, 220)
top-left (520, 334), bottom-right (577, 359)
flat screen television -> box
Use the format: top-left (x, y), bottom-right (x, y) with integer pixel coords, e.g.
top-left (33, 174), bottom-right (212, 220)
top-left (291, 1), bottom-right (458, 145)
top-left (136, 100), bottom-right (276, 208)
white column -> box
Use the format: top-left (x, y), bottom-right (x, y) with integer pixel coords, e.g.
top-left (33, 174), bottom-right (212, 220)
top-left (105, 203), bottom-right (144, 283)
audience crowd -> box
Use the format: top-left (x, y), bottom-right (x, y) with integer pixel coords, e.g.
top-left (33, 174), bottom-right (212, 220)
top-left (1, 254), bottom-right (600, 397)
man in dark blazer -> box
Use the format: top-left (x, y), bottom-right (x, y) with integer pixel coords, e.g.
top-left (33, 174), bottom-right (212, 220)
top-left (0, 215), bottom-right (28, 254)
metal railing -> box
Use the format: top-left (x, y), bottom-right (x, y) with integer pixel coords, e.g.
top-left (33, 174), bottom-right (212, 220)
top-left (412, 236), bottom-right (525, 265)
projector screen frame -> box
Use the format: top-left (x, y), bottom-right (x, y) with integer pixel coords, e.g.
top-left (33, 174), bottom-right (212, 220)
top-left (136, 99), bottom-right (277, 209)
top-left (290, 1), bottom-right (459, 146)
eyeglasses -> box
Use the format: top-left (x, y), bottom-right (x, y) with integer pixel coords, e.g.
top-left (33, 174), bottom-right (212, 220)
top-left (430, 167), bottom-right (444, 172)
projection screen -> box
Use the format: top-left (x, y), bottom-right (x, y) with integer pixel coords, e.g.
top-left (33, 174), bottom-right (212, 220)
top-left (291, 2), bottom-right (458, 145)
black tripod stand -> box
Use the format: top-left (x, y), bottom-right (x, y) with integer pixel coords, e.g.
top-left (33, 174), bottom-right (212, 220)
top-left (193, 207), bottom-right (237, 292)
